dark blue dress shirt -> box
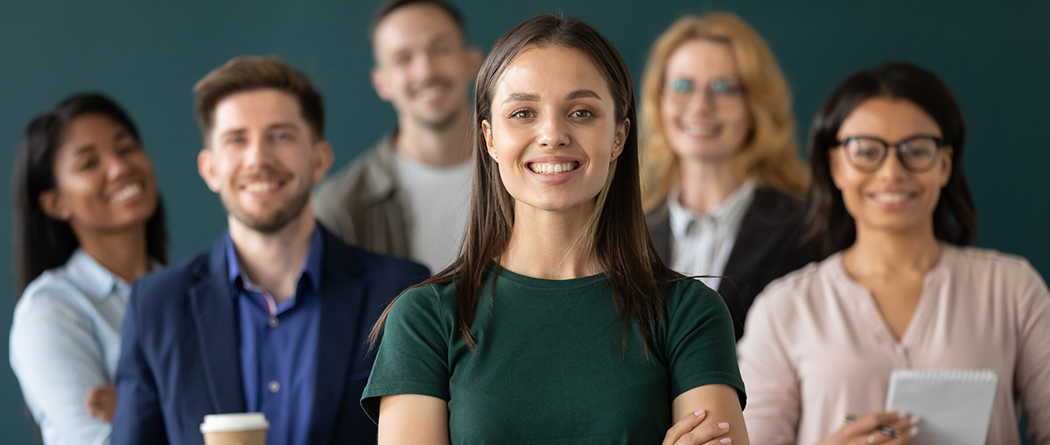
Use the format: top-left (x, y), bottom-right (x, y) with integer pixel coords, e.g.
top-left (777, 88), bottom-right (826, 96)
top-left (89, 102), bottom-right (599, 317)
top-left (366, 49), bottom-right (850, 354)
top-left (226, 226), bottom-right (323, 445)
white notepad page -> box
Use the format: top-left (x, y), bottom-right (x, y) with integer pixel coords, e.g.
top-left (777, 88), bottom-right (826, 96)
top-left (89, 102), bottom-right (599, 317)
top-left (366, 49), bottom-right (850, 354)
top-left (885, 369), bottom-right (998, 445)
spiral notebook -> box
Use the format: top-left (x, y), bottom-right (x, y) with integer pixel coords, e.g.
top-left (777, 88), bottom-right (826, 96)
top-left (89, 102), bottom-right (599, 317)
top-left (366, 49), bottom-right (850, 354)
top-left (884, 369), bottom-right (998, 445)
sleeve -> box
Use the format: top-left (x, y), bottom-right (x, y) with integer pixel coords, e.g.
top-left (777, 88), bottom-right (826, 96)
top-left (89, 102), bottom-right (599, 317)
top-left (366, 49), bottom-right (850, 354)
top-left (360, 285), bottom-right (452, 423)
top-left (110, 280), bottom-right (168, 445)
top-left (665, 280), bottom-right (746, 408)
top-left (1013, 263), bottom-right (1050, 444)
top-left (736, 287), bottom-right (801, 445)
top-left (9, 290), bottom-right (113, 445)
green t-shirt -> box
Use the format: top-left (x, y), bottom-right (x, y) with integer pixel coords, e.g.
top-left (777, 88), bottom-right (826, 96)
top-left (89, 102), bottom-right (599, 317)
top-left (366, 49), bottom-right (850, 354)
top-left (361, 265), bottom-right (745, 444)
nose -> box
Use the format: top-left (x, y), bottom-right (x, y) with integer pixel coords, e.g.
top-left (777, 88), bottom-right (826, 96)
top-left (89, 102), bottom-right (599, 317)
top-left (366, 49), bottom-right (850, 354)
top-left (876, 147), bottom-right (908, 182)
top-left (412, 52), bottom-right (436, 81)
top-left (537, 112), bottom-right (570, 149)
top-left (686, 87), bottom-right (717, 117)
top-left (105, 150), bottom-right (133, 180)
top-left (243, 137), bottom-right (275, 170)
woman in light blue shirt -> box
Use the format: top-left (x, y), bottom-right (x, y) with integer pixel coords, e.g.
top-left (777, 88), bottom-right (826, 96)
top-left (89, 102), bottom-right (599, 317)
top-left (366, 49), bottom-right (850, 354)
top-left (9, 94), bottom-right (168, 445)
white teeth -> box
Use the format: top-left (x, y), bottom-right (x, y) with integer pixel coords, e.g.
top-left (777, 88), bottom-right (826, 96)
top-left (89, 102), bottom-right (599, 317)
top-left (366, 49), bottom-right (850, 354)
top-left (417, 87), bottom-right (445, 101)
top-left (109, 183), bottom-right (142, 203)
top-left (245, 182), bottom-right (279, 193)
top-left (684, 124), bottom-right (719, 137)
top-left (530, 162), bottom-right (576, 174)
top-left (874, 192), bottom-right (910, 203)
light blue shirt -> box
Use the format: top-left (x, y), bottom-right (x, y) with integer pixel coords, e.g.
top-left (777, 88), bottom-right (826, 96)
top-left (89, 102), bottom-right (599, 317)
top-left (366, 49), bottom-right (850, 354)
top-left (9, 249), bottom-right (131, 445)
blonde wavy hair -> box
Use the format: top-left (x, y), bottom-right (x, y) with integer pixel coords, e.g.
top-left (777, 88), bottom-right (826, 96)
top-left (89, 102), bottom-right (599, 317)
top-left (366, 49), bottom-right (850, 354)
top-left (640, 12), bottom-right (809, 211)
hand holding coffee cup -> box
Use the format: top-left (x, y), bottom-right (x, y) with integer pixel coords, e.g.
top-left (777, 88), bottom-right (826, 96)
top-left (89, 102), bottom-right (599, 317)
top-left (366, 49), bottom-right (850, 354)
top-left (200, 413), bottom-right (269, 445)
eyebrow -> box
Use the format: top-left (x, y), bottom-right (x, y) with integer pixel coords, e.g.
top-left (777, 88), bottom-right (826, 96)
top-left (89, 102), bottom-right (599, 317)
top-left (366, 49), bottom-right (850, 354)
top-left (502, 92), bottom-right (539, 104)
top-left (501, 89), bottom-right (603, 104)
top-left (266, 123), bottom-right (300, 132)
top-left (565, 89), bottom-right (601, 101)
top-left (72, 144), bottom-right (97, 157)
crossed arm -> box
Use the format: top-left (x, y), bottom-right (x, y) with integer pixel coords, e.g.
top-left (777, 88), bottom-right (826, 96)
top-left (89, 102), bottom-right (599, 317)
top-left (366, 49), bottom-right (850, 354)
top-left (374, 383), bottom-right (747, 445)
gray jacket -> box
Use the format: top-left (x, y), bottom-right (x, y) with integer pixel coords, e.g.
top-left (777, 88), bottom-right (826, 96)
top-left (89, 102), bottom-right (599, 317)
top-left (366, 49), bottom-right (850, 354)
top-left (313, 133), bottom-right (412, 258)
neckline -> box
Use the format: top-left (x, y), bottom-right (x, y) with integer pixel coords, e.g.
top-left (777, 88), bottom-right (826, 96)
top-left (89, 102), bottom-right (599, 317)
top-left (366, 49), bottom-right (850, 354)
top-left (490, 261), bottom-right (608, 291)
top-left (830, 244), bottom-right (953, 344)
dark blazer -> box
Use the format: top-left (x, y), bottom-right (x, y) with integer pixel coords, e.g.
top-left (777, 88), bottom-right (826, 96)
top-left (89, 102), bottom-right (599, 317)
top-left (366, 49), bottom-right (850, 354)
top-left (111, 226), bottom-right (429, 445)
top-left (647, 188), bottom-right (817, 340)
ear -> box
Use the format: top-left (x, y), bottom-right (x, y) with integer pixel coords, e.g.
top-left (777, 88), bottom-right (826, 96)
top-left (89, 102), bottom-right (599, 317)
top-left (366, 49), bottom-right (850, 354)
top-left (828, 148), bottom-right (846, 191)
top-left (38, 189), bottom-right (68, 221)
top-left (466, 47), bottom-right (483, 79)
top-left (312, 140), bottom-right (335, 183)
top-left (939, 146), bottom-right (953, 188)
top-left (482, 120), bottom-right (497, 161)
top-left (611, 118), bottom-right (630, 161)
top-left (371, 67), bottom-right (391, 102)
top-left (197, 148), bottom-right (222, 193)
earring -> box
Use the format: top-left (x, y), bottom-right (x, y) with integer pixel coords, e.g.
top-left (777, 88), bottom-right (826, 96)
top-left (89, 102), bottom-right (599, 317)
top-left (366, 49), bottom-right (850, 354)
top-left (615, 138), bottom-right (620, 146)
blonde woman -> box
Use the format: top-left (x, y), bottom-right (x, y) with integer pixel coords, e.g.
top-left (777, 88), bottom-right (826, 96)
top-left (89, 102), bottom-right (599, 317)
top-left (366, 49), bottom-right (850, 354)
top-left (640, 12), bottom-right (815, 339)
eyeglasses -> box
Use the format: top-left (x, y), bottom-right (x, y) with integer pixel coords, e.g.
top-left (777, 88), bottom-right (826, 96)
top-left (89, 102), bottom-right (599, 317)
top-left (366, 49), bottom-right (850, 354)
top-left (837, 135), bottom-right (946, 173)
top-left (663, 77), bottom-right (743, 109)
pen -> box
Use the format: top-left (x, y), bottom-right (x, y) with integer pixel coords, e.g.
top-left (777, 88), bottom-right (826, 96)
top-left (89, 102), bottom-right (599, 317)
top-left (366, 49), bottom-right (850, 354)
top-left (841, 413), bottom-right (901, 438)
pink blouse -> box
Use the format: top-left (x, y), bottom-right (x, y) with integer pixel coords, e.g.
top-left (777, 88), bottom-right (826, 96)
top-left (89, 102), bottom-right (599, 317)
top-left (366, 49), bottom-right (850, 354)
top-left (738, 245), bottom-right (1050, 445)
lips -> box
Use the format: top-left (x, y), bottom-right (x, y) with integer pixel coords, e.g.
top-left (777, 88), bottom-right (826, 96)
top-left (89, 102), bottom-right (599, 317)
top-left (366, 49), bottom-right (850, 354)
top-left (682, 122), bottom-right (723, 138)
top-left (108, 183), bottom-right (143, 203)
top-left (529, 162), bottom-right (578, 174)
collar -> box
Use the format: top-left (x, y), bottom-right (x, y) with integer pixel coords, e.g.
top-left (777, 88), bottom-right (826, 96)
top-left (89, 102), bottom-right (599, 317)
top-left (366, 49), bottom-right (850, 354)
top-left (63, 248), bottom-right (127, 301)
top-left (667, 180), bottom-right (756, 239)
top-left (225, 222), bottom-right (325, 297)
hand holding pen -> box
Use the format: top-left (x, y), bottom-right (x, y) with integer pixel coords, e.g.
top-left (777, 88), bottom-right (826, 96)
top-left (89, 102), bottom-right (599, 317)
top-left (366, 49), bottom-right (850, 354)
top-left (814, 411), bottom-right (919, 445)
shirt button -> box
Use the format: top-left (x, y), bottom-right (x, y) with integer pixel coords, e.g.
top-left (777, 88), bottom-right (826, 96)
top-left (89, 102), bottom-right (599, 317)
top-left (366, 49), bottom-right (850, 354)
top-left (268, 381), bottom-right (280, 393)
top-left (268, 317), bottom-right (279, 328)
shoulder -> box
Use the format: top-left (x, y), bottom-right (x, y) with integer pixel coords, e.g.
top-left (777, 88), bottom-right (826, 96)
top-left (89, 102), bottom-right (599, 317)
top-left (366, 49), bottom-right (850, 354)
top-left (942, 245), bottom-right (1048, 292)
top-left (749, 187), bottom-right (807, 221)
top-left (13, 269), bottom-right (91, 327)
top-left (134, 249), bottom-right (210, 295)
top-left (749, 256), bottom-right (836, 315)
top-left (314, 138), bottom-right (395, 204)
top-left (662, 278), bottom-right (731, 322)
top-left (385, 282), bottom-right (455, 328)
top-left (323, 229), bottom-right (429, 280)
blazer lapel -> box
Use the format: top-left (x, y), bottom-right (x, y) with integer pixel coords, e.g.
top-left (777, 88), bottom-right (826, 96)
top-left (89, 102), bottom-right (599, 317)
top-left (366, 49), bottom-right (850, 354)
top-left (645, 203), bottom-right (673, 264)
top-left (308, 230), bottom-right (367, 445)
top-left (188, 237), bottom-right (246, 413)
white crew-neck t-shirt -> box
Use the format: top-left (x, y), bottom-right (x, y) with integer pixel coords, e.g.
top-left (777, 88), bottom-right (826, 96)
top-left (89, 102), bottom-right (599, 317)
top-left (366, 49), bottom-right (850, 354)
top-left (395, 153), bottom-right (473, 273)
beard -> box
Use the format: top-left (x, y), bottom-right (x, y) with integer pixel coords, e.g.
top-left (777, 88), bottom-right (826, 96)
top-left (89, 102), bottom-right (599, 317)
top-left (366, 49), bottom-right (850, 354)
top-left (415, 106), bottom-right (462, 132)
top-left (220, 177), bottom-right (312, 234)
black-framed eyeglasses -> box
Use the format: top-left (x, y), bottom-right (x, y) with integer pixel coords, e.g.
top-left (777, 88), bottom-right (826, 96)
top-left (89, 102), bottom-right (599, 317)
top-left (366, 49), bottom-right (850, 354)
top-left (836, 135), bottom-right (946, 173)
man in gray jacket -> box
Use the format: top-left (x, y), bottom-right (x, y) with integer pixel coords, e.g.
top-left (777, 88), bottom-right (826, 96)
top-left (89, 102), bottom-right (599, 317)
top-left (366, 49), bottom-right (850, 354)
top-left (313, 0), bottom-right (480, 272)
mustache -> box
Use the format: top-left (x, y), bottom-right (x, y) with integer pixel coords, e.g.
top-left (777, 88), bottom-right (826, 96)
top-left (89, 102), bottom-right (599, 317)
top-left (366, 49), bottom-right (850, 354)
top-left (408, 76), bottom-right (454, 96)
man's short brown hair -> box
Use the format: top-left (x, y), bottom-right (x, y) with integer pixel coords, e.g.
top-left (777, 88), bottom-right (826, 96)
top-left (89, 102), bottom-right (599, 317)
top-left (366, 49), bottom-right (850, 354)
top-left (193, 56), bottom-right (325, 142)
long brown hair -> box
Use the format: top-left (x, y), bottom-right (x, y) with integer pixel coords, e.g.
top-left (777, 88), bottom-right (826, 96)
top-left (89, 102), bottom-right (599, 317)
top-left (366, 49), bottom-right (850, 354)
top-left (371, 14), bottom-right (679, 349)
top-left (639, 12), bottom-right (809, 211)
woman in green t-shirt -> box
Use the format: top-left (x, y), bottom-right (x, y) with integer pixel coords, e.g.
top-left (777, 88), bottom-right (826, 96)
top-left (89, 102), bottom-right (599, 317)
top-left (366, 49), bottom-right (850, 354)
top-left (363, 13), bottom-right (748, 445)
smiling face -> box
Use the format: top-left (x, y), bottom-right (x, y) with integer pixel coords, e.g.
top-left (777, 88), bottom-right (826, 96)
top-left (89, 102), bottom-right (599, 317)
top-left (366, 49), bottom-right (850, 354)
top-left (39, 113), bottom-right (158, 237)
top-left (371, 3), bottom-right (480, 132)
top-left (660, 39), bottom-right (750, 164)
top-left (481, 45), bottom-right (627, 216)
top-left (198, 89), bottom-right (333, 233)
top-left (831, 97), bottom-right (952, 237)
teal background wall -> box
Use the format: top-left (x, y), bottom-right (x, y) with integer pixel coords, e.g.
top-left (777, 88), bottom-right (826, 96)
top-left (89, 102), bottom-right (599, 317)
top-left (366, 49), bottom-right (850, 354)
top-left (1, 0), bottom-right (1047, 442)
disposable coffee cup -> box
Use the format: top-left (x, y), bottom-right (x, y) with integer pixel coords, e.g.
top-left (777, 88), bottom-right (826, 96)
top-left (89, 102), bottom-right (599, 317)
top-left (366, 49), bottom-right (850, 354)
top-left (200, 413), bottom-right (269, 445)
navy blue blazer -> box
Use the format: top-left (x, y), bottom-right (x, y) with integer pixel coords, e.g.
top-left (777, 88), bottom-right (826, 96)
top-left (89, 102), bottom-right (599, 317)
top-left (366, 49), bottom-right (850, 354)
top-left (111, 226), bottom-right (429, 445)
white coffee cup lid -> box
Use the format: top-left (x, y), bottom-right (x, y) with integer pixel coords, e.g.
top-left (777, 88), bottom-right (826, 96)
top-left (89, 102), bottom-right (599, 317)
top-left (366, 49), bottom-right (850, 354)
top-left (200, 413), bottom-right (269, 433)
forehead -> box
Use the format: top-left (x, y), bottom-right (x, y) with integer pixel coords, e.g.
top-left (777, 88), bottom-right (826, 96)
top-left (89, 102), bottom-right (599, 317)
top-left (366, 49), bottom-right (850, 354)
top-left (665, 39), bottom-right (739, 78)
top-left (372, 4), bottom-right (463, 55)
top-left (59, 113), bottom-right (129, 153)
top-left (212, 89), bottom-right (305, 131)
top-left (837, 98), bottom-right (941, 139)
top-left (495, 46), bottom-right (611, 99)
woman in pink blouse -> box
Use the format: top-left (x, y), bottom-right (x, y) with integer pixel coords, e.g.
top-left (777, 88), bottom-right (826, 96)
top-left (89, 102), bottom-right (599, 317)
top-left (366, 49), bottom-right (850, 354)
top-left (737, 62), bottom-right (1050, 445)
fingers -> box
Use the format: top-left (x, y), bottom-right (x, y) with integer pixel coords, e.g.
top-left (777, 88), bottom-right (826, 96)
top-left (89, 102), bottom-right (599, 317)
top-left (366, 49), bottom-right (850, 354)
top-left (676, 422), bottom-right (730, 445)
top-left (664, 410), bottom-right (707, 445)
top-left (840, 411), bottom-right (919, 445)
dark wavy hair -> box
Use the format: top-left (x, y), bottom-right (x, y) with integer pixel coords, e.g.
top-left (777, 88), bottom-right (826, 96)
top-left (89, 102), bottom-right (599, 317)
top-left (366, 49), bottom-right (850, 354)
top-left (12, 93), bottom-right (168, 296)
top-left (371, 14), bottom-right (681, 350)
top-left (805, 62), bottom-right (976, 256)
